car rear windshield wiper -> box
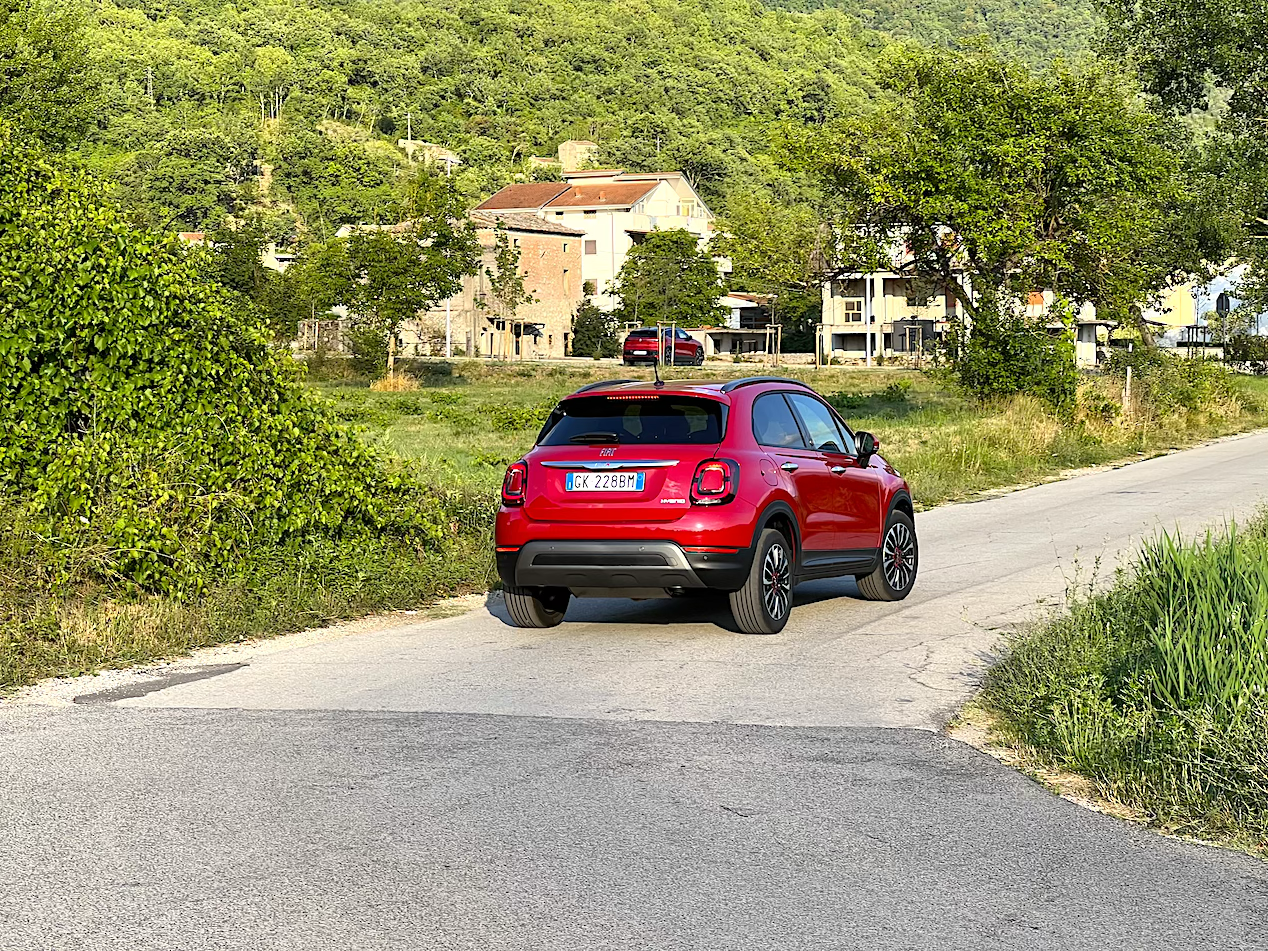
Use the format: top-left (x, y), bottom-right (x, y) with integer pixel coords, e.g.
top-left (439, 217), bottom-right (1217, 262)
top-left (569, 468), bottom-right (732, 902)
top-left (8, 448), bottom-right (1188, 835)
top-left (569, 431), bottom-right (620, 444)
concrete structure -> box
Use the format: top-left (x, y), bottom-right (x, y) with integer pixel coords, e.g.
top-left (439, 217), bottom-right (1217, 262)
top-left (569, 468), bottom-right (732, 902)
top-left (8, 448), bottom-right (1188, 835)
top-left (397, 140), bottom-right (462, 173)
top-left (820, 272), bottom-right (959, 362)
top-left (821, 264), bottom-right (1203, 368)
top-left (475, 169), bottom-right (719, 312)
top-left (527, 140), bottom-right (599, 173)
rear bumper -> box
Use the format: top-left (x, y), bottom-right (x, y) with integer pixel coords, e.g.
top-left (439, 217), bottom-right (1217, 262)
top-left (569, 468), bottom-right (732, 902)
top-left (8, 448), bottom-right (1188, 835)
top-left (498, 540), bottom-right (754, 593)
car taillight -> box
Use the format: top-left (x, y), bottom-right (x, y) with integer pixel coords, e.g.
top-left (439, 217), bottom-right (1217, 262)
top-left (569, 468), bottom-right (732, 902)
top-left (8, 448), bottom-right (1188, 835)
top-left (502, 461), bottom-right (527, 505)
top-left (691, 459), bottom-right (738, 506)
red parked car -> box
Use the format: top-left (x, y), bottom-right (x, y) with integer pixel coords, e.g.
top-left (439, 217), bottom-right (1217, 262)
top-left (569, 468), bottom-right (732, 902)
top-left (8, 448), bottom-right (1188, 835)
top-left (496, 376), bottom-right (917, 634)
top-left (622, 327), bottom-right (705, 366)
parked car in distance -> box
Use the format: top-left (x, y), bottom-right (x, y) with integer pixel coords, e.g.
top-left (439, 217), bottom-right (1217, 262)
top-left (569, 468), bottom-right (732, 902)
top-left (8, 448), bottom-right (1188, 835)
top-left (622, 327), bottom-right (705, 366)
top-left (495, 376), bottom-right (917, 635)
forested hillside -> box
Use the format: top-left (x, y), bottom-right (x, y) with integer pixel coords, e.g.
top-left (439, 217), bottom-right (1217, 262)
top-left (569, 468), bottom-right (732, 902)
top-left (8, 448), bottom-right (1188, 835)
top-left (72, 0), bottom-right (881, 233)
top-left (763, 0), bottom-right (1100, 63)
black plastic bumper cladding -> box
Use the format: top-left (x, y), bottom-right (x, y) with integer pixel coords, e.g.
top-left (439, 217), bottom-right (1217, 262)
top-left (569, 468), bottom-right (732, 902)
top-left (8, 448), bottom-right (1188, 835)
top-left (498, 541), bottom-right (754, 593)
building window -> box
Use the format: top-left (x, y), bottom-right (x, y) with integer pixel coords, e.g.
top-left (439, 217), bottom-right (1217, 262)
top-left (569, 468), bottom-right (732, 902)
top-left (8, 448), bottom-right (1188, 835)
top-left (562, 243), bottom-right (569, 253)
top-left (680, 201), bottom-right (695, 217)
top-left (584, 240), bottom-right (597, 255)
top-left (512, 237), bottom-right (520, 249)
top-left (841, 299), bottom-right (863, 322)
top-left (555, 211), bottom-right (564, 218)
top-left (583, 280), bottom-right (596, 295)
top-left (583, 210), bottom-right (597, 218)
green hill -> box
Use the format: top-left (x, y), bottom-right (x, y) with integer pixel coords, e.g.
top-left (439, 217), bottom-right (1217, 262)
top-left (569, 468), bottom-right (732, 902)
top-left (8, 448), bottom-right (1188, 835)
top-left (76, 0), bottom-right (880, 231)
top-left (762, 0), bottom-right (1101, 63)
top-left (66, 0), bottom-right (1100, 234)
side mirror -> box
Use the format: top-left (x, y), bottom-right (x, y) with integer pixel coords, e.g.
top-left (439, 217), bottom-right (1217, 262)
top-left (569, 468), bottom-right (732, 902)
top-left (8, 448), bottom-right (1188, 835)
top-left (856, 431), bottom-right (879, 460)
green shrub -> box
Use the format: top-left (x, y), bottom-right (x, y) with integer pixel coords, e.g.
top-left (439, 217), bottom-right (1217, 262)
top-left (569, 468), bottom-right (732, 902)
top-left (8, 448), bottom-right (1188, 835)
top-left (0, 126), bottom-right (443, 595)
top-left (488, 402), bottom-right (554, 432)
top-left (939, 310), bottom-right (1079, 409)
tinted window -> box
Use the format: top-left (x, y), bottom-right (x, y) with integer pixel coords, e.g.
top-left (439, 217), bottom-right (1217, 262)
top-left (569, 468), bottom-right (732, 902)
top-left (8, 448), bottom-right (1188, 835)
top-left (540, 395), bottom-right (725, 446)
top-left (788, 393), bottom-right (855, 454)
top-left (752, 393), bottom-right (805, 448)
top-left (628, 329), bottom-right (657, 339)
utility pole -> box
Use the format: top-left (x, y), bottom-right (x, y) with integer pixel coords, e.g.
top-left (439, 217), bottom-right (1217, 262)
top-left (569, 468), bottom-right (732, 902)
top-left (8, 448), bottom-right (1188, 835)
top-left (864, 274), bottom-right (873, 368)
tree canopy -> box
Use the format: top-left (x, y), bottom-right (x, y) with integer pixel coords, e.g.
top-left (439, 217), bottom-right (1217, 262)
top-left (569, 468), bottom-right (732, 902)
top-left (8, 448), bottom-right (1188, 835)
top-left (611, 230), bottom-right (727, 328)
top-left (818, 47), bottom-right (1217, 329)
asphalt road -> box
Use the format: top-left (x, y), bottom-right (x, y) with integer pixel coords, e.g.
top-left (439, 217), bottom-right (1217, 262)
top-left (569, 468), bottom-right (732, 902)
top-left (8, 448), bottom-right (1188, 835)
top-left (4, 431), bottom-right (1268, 950)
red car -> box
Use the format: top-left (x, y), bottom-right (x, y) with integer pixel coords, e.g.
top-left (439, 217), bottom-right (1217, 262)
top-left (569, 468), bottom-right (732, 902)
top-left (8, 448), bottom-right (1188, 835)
top-left (496, 376), bottom-right (918, 634)
top-left (622, 327), bottom-right (705, 366)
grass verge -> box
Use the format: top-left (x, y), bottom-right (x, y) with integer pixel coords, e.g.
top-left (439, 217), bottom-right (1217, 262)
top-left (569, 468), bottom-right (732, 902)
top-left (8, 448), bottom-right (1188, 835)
top-left (976, 512), bottom-right (1268, 855)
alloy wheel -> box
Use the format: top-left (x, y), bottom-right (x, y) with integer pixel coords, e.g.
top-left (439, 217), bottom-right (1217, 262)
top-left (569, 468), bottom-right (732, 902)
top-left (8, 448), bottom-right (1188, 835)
top-left (762, 543), bottom-right (791, 620)
top-left (883, 521), bottom-right (916, 592)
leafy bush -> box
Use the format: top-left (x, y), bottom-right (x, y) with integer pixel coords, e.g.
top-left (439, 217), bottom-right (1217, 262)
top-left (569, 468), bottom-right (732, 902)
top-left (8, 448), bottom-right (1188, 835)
top-left (1225, 334), bottom-right (1268, 375)
top-left (940, 311), bottom-right (1079, 409)
top-left (982, 514), bottom-right (1268, 848)
top-left (488, 402), bottom-right (555, 433)
top-left (570, 298), bottom-right (620, 358)
top-left (0, 127), bottom-right (444, 594)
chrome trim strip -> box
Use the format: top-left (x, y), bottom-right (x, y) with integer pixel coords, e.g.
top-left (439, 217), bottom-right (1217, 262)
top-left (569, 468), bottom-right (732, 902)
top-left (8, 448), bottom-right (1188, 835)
top-left (539, 459), bottom-right (679, 470)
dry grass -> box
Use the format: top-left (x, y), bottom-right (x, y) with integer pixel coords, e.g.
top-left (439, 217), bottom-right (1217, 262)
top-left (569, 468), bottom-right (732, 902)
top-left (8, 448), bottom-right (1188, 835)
top-left (368, 372), bottom-right (421, 392)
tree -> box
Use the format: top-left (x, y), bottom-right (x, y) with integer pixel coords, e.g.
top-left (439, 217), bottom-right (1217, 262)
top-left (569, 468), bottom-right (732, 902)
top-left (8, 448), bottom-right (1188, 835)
top-left (341, 170), bottom-right (480, 374)
top-left (0, 123), bottom-right (441, 593)
top-left (815, 46), bottom-right (1217, 403)
top-left (571, 297), bottom-right (619, 357)
top-left (0, 0), bottom-right (97, 149)
top-left (716, 196), bottom-right (825, 351)
top-left (1102, 0), bottom-right (1268, 308)
top-left (610, 229), bottom-right (726, 328)
top-left (484, 226), bottom-right (536, 350)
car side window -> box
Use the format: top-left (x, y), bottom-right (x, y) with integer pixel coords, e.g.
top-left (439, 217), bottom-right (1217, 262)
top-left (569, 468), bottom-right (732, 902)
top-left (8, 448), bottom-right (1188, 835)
top-left (751, 393), bottom-right (806, 449)
top-left (788, 393), bottom-right (855, 455)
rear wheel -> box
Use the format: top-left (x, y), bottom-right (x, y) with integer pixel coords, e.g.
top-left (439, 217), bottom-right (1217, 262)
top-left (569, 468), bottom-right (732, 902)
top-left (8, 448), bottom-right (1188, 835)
top-left (504, 585), bottom-right (570, 628)
top-left (693, 351), bottom-right (705, 366)
top-left (856, 510), bottom-right (918, 601)
top-left (729, 529), bottom-right (794, 635)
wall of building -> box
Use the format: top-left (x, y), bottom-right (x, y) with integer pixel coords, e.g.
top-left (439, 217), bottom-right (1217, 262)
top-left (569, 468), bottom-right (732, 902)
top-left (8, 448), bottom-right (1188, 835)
top-left (542, 181), bottom-right (715, 312)
top-left (415, 226), bottom-right (583, 359)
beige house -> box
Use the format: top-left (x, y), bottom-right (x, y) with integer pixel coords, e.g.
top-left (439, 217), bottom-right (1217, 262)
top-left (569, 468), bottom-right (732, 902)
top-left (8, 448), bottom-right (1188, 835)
top-left (820, 271), bottom-right (1183, 369)
top-left (475, 169), bottom-right (720, 313)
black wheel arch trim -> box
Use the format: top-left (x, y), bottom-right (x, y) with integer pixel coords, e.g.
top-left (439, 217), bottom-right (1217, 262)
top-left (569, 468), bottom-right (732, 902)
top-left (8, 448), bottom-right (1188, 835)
top-left (888, 490), bottom-right (915, 522)
top-left (753, 499), bottom-right (801, 560)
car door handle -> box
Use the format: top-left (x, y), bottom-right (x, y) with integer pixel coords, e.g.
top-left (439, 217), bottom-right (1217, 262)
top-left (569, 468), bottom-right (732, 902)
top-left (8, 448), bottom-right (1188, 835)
top-left (831, 465), bottom-right (849, 475)
top-left (780, 462), bottom-right (799, 472)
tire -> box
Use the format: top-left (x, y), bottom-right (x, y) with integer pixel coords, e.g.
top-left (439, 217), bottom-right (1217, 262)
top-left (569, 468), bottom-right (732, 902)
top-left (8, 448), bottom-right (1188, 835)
top-left (694, 351), bottom-right (705, 366)
top-left (504, 585), bottom-right (569, 628)
top-left (856, 510), bottom-right (918, 601)
top-left (728, 528), bottom-right (794, 635)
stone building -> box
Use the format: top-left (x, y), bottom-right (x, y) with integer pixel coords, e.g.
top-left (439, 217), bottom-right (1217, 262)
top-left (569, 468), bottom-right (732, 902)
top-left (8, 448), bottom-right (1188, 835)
top-left (422, 211), bottom-right (585, 360)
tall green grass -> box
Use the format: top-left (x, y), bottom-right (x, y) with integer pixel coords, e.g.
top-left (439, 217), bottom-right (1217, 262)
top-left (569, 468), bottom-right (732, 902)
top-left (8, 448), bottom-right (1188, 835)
top-left (981, 514), bottom-right (1268, 852)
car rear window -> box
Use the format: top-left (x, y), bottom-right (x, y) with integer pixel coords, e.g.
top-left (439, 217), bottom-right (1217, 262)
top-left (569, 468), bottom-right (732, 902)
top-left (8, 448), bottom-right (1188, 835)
top-left (627, 329), bottom-right (657, 338)
top-left (539, 395), bottom-right (725, 445)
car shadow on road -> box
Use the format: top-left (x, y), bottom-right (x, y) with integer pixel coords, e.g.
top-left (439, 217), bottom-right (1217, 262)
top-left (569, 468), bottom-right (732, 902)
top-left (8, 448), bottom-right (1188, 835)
top-left (484, 577), bottom-right (872, 634)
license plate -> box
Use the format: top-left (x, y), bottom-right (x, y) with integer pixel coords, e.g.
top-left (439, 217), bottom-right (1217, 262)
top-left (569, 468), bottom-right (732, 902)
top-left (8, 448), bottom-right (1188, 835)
top-left (633, 350), bottom-right (648, 355)
top-left (565, 471), bottom-right (645, 492)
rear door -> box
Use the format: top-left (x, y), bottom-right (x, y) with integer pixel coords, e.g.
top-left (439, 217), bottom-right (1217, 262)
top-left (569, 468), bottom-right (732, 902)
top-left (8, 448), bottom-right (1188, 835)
top-left (524, 393), bottom-right (724, 524)
top-left (751, 391), bottom-right (844, 554)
